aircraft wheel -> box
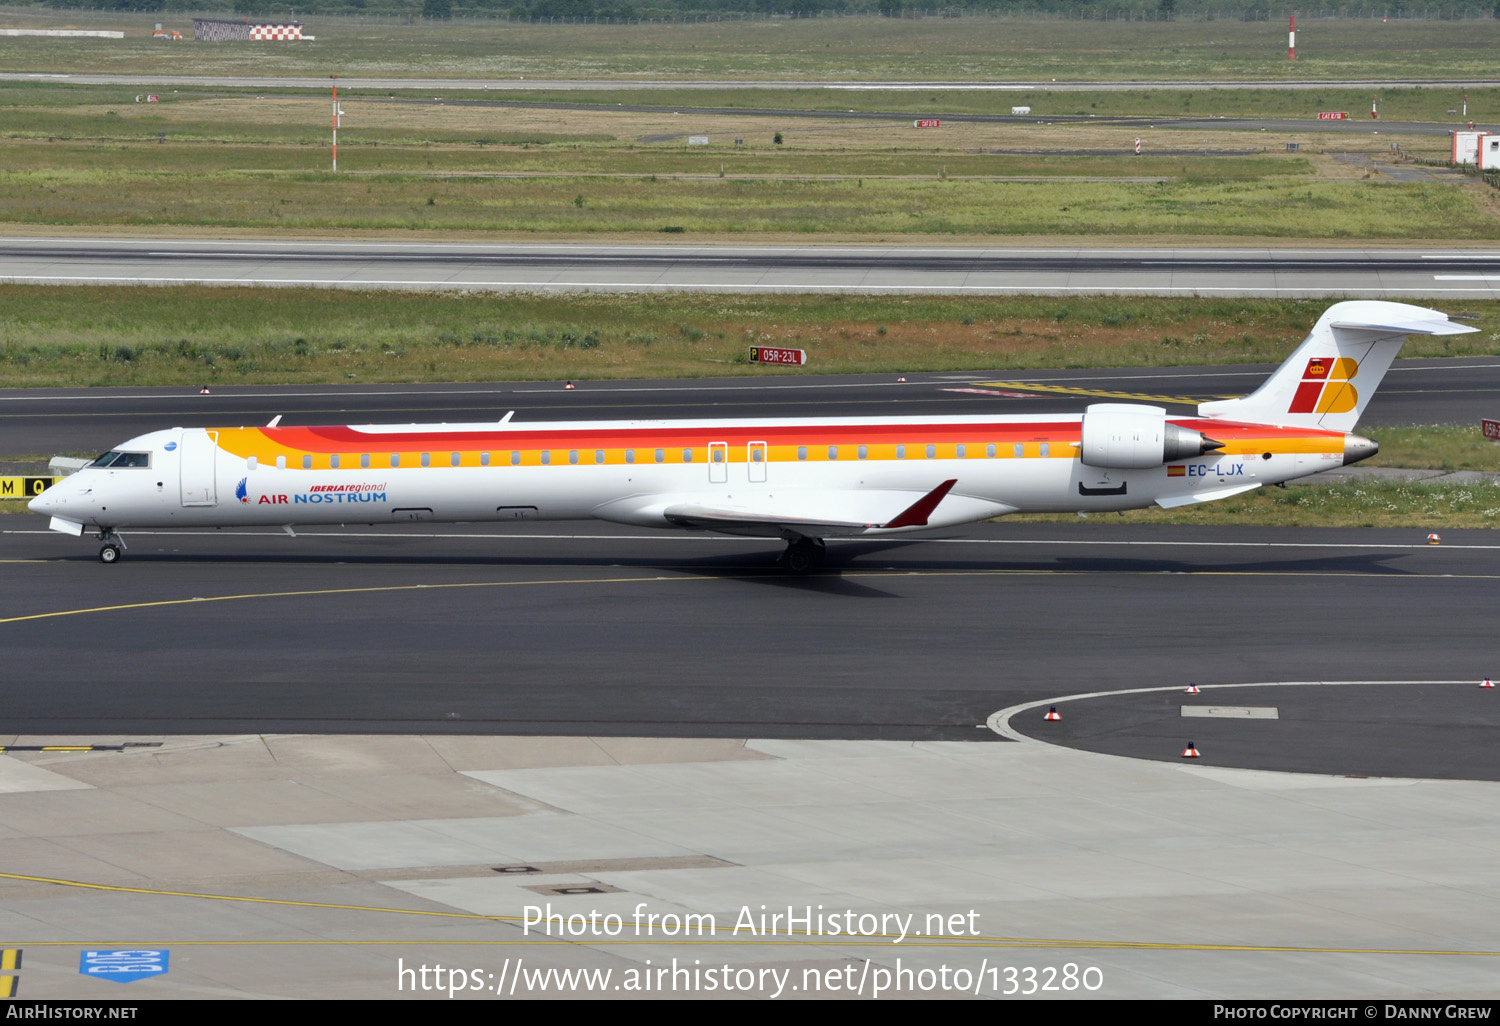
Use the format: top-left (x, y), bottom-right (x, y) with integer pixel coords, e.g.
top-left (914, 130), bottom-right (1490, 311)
top-left (99, 543), bottom-right (122, 564)
top-left (784, 540), bottom-right (822, 575)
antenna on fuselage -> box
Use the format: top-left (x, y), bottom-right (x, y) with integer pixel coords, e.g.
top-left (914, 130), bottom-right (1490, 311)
top-left (500, 411), bottom-right (515, 424)
top-left (266, 415), bottom-right (282, 428)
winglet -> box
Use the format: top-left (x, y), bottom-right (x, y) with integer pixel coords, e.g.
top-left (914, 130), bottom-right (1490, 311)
top-left (883, 479), bottom-right (957, 529)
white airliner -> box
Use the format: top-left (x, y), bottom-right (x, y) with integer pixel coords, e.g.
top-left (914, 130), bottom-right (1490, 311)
top-left (29, 300), bottom-right (1472, 571)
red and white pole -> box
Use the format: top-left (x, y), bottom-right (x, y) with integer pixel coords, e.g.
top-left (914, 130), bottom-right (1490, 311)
top-left (331, 75), bottom-right (339, 172)
top-left (1288, 13), bottom-right (1296, 61)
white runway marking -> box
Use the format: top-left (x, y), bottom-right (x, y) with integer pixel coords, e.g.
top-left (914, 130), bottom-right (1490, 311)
top-left (987, 680), bottom-right (1473, 744)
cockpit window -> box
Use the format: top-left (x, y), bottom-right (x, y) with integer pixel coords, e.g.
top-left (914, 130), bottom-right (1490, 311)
top-left (90, 451), bottom-right (149, 468)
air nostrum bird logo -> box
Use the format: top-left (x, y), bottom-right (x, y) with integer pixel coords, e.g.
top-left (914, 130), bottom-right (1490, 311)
top-left (235, 477), bottom-right (249, 503)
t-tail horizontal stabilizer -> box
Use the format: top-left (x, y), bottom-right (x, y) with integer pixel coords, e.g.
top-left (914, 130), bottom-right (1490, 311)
top-left (1197, 300), bottom-right (1477, 432)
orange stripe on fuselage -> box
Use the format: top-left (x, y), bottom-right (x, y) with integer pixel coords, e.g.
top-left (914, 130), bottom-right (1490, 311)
top-left (209, 419), bottom-right (1346, 467)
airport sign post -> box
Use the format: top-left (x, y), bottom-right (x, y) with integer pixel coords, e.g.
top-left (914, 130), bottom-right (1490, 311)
top-left (913, 119), bottom-right (940, 129)
top-left (1317, 112), bottom-right (1349, 120)
top-left (1483, 418), bottom-right (1500, 442)
top-left (749, 346), bottom-right (807, 366)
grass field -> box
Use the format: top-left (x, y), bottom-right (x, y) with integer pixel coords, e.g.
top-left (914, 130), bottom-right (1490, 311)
top-left (0, 69), bottom-right (1487, 239)
top-left (2, 15), bottom-right (1500, 82)
top-left (3, 289), bottom-right (1498, 387)
top-left (1013, 475), bottom-right (1500, 528)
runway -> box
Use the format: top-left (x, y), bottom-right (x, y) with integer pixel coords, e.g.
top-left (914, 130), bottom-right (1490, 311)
top-left (2, 520), bottom-right (1496, 781)
top-left (6, 237), bottom-right (1500, 298)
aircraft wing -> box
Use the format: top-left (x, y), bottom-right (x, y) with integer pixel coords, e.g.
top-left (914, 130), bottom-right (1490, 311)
top-left (593, 479), bottom-right (1013, 539)
top-left (661, 480), bottom-right (957, 538)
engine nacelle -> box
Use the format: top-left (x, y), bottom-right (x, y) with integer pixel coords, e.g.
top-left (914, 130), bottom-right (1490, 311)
top-left (1080, 404), bottom-right (1222, 469)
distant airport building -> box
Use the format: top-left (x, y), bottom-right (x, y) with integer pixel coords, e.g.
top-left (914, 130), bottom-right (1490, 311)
top-left (1453, 129), bottom-right (1487, 166)
top-left (192, 18), bottom-right (304, 42)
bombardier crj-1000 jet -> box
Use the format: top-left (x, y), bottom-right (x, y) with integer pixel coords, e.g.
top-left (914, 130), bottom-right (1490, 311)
top-left (30, 301), bottom-right (1473, 571)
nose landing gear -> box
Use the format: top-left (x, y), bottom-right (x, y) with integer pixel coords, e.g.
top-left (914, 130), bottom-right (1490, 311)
top-left (96, 529), bottom-right (126, 564)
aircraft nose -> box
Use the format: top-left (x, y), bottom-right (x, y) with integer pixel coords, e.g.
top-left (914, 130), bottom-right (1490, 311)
top-left (27, 488), bottom-right (55, 515)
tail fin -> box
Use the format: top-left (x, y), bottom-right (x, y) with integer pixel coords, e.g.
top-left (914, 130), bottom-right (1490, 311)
top-left (1198, 300), bottom-right (1476, 432)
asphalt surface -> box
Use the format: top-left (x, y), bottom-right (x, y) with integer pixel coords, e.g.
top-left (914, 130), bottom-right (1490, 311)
top-left (8, 238), bottom-right (1500, 298)
top-left (3, 357), bottom-right (1497, 457)
top-left (2, 520), bottom-right (1497, 781)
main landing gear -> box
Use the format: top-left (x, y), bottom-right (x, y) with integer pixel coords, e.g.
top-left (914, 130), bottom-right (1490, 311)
top-left (97, 529), bottom-right (125, 564)
top-left (781, 536), bottom-right (825, 575)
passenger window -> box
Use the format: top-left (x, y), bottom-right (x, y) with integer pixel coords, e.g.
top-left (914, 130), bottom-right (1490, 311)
top-left (858, 445), bottom-right (867, 460)
top-left (481, 452), bottom-right (490, 466)
top-left (1040, 443), bottom-right (1050, 458)
top-left (302, 455), bottom-right (311, 470)
top-left (451, 452), bottom-right (460, 467)
top-left (712, 449), bottom-right (724, 463)
top-left (987, 443), bottom-right (996, 458)
top-left (797, 446), bottom-right (807, 461)
top-left (421, 453), bottom-right (431, 467)
top-left (569, 450), bottom-right (579, 465)
top-left (360, 454), bottom-right (370, 469)
top-left (510, 452), bottom-right (520, 466)
top-left (956, 444), bottom-right (966, 459)
top-left (926, 444), bottom-right (936, 459)
top-left (896, 445), bottom-right (905, 460)
top-left (595, 450), bottom-right (605, 464)
top-left (542, 451), bottom-right (551, 465)
top-left (626, 450), bottom-right (636, 464)
top-left (276, 455), bottom-right (286, 470)
top-left (683, 449), bottom-right (693, 463)
top-left (655, 449), bottom-right (665, 463)
top-left (828, 446), bottom-right (838, 461)
top-left (390, 454), bottom-right (400, 468)
top-left (1014, 443), bottom-right (1024, 459)
top-left (331, 454), bottom-right (340, 470)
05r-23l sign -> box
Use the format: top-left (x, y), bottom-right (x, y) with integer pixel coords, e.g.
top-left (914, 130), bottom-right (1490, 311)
top-left (748, 346), bottom-right (807, 366)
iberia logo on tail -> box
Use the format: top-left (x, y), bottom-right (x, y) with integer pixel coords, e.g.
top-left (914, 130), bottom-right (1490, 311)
top-left (1288, 356), bottom-right (1359, 414)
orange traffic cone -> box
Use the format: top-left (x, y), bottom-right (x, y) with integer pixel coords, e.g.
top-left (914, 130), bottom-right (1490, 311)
top-left (199, 386), bottom-right (211, 394)
top-left (1427, 533), bottom-right (1441, 545)
top-left (1044, 705), bottom-right (1061, 721)
top-left (564, 381), bottom-right (575, 390)
top-left (1184, 683), bottom-right (1201, 694)
top-left (1483, 677), bottom-right (1495, 689)
top-left (1181, 742), bottom-right (1200, 759)
top-left (897, 376), bottom-right (907, 383)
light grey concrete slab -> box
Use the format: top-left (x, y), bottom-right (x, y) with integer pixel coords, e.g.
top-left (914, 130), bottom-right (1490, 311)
top-left (0, 789), bottom-right (204, 837)
top-left (7, 732), bottom-right (1500, 997)
top-left (229, 819), bottom-right (512, 871)
top-left (0, 754), bottom-right (93, 794)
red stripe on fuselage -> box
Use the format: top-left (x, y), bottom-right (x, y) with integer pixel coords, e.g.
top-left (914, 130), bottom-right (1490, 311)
top-left (246, 418), bottom-right (1344, 453)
